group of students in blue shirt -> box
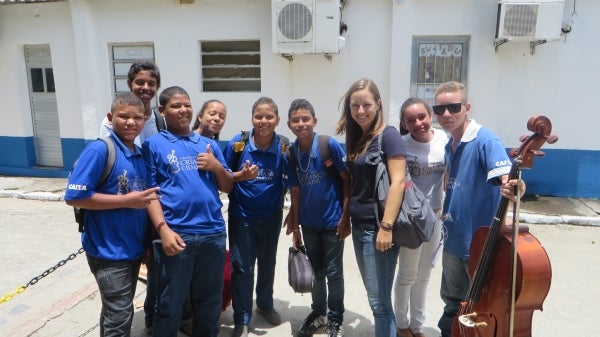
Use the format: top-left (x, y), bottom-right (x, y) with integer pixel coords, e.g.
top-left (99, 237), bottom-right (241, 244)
top-left (65, 63), bottom-right (350, 337)
top-left (65, 64), bottom-right (525, 337)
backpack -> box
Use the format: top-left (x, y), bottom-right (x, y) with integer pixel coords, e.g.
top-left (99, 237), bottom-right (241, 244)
top-left (232, 130), bottom-right (289, 169)
top-left (73, 137), bottom-right (116, 232)
top-left (286, 135), bottom-right (342, 183)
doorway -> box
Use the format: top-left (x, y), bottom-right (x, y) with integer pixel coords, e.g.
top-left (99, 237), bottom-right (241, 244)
top-left (25, 44), bottom-right (63, 168)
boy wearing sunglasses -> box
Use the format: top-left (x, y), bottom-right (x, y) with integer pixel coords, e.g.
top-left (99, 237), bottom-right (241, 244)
top-left (433, 81), bottom-right (519, 337)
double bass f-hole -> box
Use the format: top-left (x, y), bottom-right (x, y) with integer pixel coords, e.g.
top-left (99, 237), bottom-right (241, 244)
top-left (453, 115), bottom-right (556, 337)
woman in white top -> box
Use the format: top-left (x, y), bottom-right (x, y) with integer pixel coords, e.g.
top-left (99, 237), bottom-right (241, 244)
top-left (394, 97), bottom-right (448, 337)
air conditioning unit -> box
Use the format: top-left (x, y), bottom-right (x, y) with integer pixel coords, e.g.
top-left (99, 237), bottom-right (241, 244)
top-left (272, 0), bottom-right (345, 55)
top-left (495, 0), bottom-right (565, 41)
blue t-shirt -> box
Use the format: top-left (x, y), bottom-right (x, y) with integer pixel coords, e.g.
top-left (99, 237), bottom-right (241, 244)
top-left (285, 133), bottom-right (346, 229)
top-left (142, 130), bottom-right (229, 235)
top-left (65, 132), bottom-right (148, 261)
top-left (442, 120), bottom-right (512, 260)
top-left (223, 130), bottom-right (287, 218)
top-left (347, 125), bottom-right (406, 229)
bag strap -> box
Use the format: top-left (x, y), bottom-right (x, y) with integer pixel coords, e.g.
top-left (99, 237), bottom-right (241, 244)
top-left (233, 130), bottom-right (250, 170)
top-left (318, 135), bottom-right (342, 182)
top-left (234, 130), bottom-right (290, 170)
top-left (286, 135), bottom-right (341, 183)
top-left (373, 132), bottom-right (385, 223)
top-left (98, 137), bottom-right (116, 188)
top-left (74, 137), bottom-right (115, 233)
top-left (372, 130), bottom-right (410, 225)
top-left (154, 108), bottom-right (166, 131)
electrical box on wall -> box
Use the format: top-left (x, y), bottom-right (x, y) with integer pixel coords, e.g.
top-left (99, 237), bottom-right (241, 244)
top-left (495, 0), bottom-right (565, 41)
top-left (272, 0), bottom-right (345, 55)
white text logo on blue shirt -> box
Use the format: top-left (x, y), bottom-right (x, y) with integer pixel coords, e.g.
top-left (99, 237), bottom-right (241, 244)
top-left (68, 184), bottom-right (87, 191)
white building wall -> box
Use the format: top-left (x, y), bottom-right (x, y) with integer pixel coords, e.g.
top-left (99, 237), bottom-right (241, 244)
top-left (0, 0), bottom-right (598, 194)
top-left (0, 0), bottom-right (395, 142)
top-left (390, 0), bottom-right (596, 151)
top-left (0, 1), bottom-right (80, 137)
top-left (2, 0), bottom-right (594, 149)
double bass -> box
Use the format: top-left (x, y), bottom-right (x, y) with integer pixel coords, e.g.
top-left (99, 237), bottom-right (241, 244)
top-left (452, 116), bottom-right (557, 337)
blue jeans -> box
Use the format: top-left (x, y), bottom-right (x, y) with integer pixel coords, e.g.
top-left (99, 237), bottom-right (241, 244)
top-left (302, 226), bottom-right (345, 323)
top-left (229, 211), bottom-right (283, 325)
top-left (438, 249), bottom-right (470, 337)
top-left (86, 254), bottom-right (142, 337)
top-left (352, 226), bottom-right (399, 337)
top-left (152, 231), bottom-right (226, 337)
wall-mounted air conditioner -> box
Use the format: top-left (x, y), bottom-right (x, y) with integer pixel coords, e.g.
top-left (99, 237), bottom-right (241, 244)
top-left (272, 0), bottom-right (345, 55)
top-left (495, 0), bottom-right (565, 41)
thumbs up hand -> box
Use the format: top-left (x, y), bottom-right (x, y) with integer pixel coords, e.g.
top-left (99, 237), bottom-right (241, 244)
top-left (197, 144), bottom-right (220, 171)
top-left (237, 159), bottom-right (259, 181)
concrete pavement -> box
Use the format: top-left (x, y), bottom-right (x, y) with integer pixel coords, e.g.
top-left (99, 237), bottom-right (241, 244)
top-left (0, 176), bottom-right (599, 337)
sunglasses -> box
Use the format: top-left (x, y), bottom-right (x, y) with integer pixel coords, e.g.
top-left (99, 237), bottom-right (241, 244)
top-left (432, 103), bottom-right (464, 115)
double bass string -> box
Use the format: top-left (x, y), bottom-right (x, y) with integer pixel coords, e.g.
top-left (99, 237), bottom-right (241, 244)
top-left (509, 169), bottom-right (523, 337)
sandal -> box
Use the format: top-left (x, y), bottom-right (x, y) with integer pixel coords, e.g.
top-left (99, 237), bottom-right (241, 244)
top-left (397, 328), bottom-right (414, 337)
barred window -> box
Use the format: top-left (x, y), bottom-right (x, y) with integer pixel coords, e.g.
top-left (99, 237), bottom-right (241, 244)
top-left (410, 36), bottom-right (469, 107)
top-left (201, 40), bottom-right (261, 92)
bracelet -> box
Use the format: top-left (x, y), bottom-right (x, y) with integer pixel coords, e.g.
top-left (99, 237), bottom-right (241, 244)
top-left (156, 221), bottom-right (167, 233)
top-left (380, 221), bottom-right (394, 231)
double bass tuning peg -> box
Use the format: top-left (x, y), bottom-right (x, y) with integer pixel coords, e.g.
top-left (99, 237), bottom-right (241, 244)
top-left (519, 133), bottom-right (558, 145)
top-left (546, 134), bottom-right (558, 144)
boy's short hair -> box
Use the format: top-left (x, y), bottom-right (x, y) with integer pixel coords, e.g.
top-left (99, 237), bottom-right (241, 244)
top-left (288, 98), bottom-right (315, 119)
top-left (434, 81), bottom-right (467, 103)
top-left (252, 96), bottom-right (278, 116)
top-left (127, 60), bottom-right (161, 88)
top-left (159, 86), bottom-right (189, 106)
top-left (111, 92), bottom-right (144, 113)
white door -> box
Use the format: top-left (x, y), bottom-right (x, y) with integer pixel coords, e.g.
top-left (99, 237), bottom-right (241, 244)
top-left (25, 44), bottom-right (63, 168)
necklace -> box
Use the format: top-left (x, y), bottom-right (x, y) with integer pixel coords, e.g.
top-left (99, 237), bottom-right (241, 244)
top-left (297, 146), bottom-right (311, 173)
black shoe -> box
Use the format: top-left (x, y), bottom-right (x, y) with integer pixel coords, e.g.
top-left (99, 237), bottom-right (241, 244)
top-left (231, 324), bottom-right (248, 337)
top-left (327, 321), bottom-right (344, 337)
top-left (256, 307), bottom-right (282, 326)
top-left (297, 311), bottom-right (326, 337)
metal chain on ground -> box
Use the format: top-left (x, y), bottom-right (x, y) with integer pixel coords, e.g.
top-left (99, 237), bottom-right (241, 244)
top-left (78, 322), bottom-right (100, 337)
top-left (0, 247), bottom-right (85, 304)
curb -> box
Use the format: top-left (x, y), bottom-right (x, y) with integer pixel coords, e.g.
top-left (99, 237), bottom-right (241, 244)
top-left (3, 190), bottom-right (599, 227)
top-left (0, 190), bottom-right (64, 201)
top-left (519, 212), bottom-right (600, 227)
